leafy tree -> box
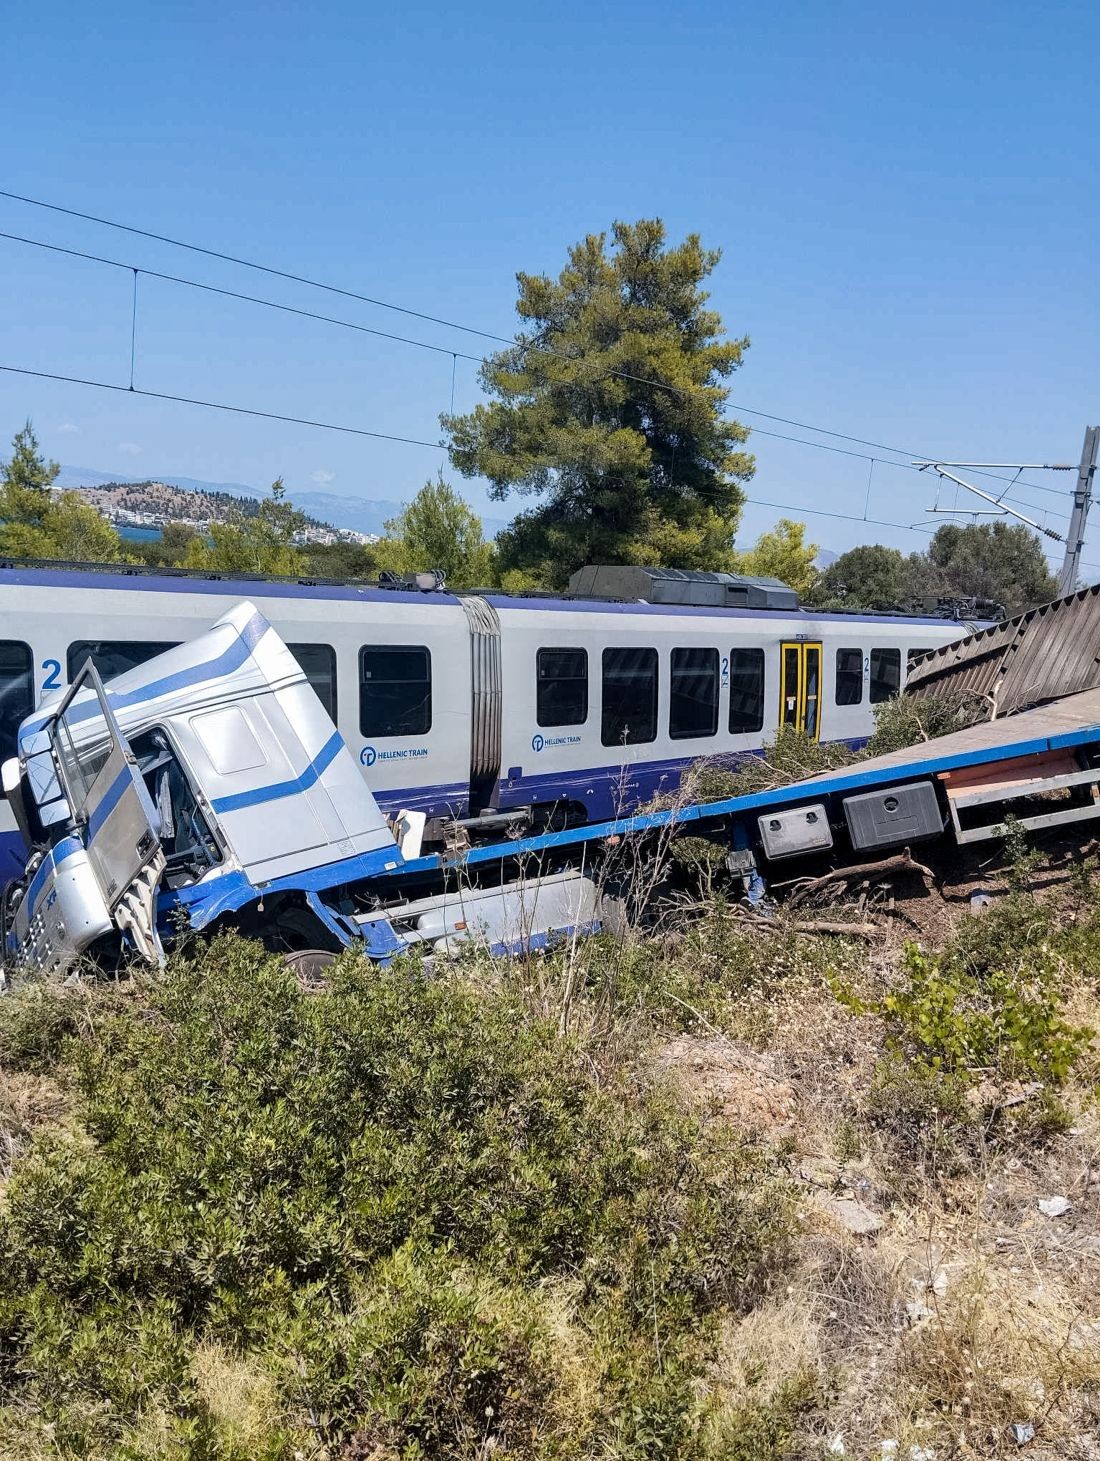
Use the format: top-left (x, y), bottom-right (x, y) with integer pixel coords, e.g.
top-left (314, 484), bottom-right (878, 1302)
top-left (374, 473), bottom-right (496, 588)
top-left (810, 522), bottom-right (1056, 617)
top-left (925, 521), bottom-right (1057, 616)
top-left (183, 477), bottom-right (305, 576)
top-left (735, 517), bottom-right (819, 598)
top-left (444, 219), bottom-right (754, 588)
top-left (131, 520), bottom-right (200, 568)
top-left (813, 544), bottom-right (917, 611)
top-left (303, 539), bottom-right (379, 580)
top-left (31, 497), bottom-right (128, 563)
top-left (0, 420), bottom-right (127, 563)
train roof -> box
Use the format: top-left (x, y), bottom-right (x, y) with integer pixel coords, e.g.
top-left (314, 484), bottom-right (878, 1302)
top-left (0, 557), bottom-right (977, 629)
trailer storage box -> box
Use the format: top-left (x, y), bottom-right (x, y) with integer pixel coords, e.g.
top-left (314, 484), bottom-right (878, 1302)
top-left (843, 780), bottom-right (942, 851)
top-left (758, 803), bottom-right (832, 859)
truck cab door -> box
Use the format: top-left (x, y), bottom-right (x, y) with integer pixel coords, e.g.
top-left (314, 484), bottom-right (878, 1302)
top-left (51, 662), bottom-right (166, 963)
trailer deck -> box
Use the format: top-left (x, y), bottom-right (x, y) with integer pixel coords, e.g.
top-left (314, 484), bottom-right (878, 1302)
top-left (393, 687), bottom-right (1100, 877)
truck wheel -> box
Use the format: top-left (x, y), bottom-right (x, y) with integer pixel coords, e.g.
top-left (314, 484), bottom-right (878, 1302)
top-left (282, 948), bottom-right (335, 987)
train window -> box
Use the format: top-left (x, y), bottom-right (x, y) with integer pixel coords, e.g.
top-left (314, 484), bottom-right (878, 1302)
top-left (728, 647), bottom-right (765, 734)
top-left (601, 647), bottom-right (658, 746)
top-left (0, 641), bottom-right (33, 797)
top-left (869, 647), bottom-right (901, 703)
top-left (288, 643), bottom-right (338, 722)
top-left (670, 647), bottom-right (719, 740)
top-left (67, 640), bottom-right (180, 682)
top-left (835, 647), bottom-right (864, 706)
top-left (537, 648), bottom-right (588, 727)
top-left (359, 646), bottom-right (432, 737)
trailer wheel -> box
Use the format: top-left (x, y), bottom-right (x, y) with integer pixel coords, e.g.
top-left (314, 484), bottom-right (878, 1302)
top-left (282, 948), bottom-right (336, 988)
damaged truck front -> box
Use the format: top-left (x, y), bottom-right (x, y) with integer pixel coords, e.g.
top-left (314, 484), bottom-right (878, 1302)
top-left (0, 603), bottom-right (599, 984)
top-left (0, 603), bottom-right (409, 981)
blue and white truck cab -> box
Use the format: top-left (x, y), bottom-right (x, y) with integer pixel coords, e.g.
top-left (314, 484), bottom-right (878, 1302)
top-left (1, 603), bottom-right (599, 982)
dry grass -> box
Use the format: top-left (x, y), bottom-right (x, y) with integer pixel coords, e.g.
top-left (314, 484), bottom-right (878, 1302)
top-left (190, 1341), bottom-right (285, 1450)
top-left (639, 837), bottom-right (1100, 1457)
top-left (879, 1234), bottom-right (1100, 1458)
top-left (0, 1068), bottom-right (67, 1181)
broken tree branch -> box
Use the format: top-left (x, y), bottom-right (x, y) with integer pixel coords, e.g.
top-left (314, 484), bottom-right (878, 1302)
top-left (786, 848), bottom-right (935, 910)
top-left (729, 909), bottom-right (879, 939)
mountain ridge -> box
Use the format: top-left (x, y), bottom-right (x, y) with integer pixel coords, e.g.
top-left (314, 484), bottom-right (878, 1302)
top-left (55, 465), bottom-right (511, 538)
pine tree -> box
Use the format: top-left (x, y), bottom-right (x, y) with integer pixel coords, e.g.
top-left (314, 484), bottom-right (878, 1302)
top-left (444, 220), bottom-right (753, 588)
top-left (3, 419), bottom-right (59, 492)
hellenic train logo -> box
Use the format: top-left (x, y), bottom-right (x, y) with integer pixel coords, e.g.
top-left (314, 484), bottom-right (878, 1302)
top-left (531, 732), bottom-right (580, 753)
top-left (360, 745), bottom-right (428, 765)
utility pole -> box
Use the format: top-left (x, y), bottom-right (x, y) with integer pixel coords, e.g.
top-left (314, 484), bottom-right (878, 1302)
top-left (1058, 426), bottom-right (1100, 596)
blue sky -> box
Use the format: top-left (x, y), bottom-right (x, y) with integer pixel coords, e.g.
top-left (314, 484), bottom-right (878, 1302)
top-left (2, 0), bottom-right (1097, 569)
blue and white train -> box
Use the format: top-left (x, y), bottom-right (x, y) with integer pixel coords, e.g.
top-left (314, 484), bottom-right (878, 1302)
top-left (0, 561), bottom-right (976, 879)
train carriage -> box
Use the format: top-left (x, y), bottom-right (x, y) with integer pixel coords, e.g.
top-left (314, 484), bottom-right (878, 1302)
top-left (0, 561), bottom-right (975, 878)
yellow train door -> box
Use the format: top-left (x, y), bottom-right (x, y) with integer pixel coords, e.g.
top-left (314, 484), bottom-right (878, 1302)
top-left (778, 641), bottom-right (823, 740)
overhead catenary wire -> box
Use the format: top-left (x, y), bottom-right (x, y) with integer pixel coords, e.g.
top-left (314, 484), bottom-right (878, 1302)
top-left (0, 363), bottom-right (443, 449)
top-left (0, 227), bottom-right (1061, 518)
top-left (0, 230), bottom-right (484, 364)
top-left (0, 189), bottom-right (512, 345)
top-left (4, 357), bottom-right (1098, 573)
top-left (3, 191), bottom-right (1094, 570)
top-left (0, 197), bottom-right (1071, 503)
top-left (128, 268), bottom-right (138, 390)
top-left (0, 345), bottom-right (1022, 496)
top-left (0, 359), bottom-right (966, 542)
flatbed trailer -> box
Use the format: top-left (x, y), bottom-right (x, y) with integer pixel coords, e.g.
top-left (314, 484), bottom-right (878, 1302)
top-left (397, 686), bottom-right (1100, 872)
top-left (4, 604), bottom-right (1100, 982)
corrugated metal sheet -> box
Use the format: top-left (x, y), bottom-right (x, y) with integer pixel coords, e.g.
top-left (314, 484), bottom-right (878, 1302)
top-left (906, 583), bottom-right (1100, 715)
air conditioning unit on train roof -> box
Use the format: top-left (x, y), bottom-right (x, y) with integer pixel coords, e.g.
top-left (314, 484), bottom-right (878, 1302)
top-left (566, 566), bottom-right (799, 611)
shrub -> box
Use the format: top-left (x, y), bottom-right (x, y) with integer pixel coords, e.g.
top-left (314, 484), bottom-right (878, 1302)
top-left (0, 982), bottom-right (100, 1075)
top-left (0, 936), bottom-right (791, 1456)
top-left (836, 941), bottom-right (1091, 1084)
top-left (606, 906), bottom-right (864, 1037)
top-left (863, 689), bottom-right (987, 757)
top-left (864, 1055), bottom-right (977, 1177)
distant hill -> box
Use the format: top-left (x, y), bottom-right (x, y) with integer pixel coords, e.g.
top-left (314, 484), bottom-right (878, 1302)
top-left (57, 466), bottom-right (511, 539)
top-left (71, 481), bottom-right (299, 525)
top-left (63, 479), bottom-right (374, 547)
top-left (56, 465), bottom-right (260, 497)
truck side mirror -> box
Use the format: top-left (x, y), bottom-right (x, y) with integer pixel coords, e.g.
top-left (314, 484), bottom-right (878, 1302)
top-left (1, 757), bottom-right (33, 850)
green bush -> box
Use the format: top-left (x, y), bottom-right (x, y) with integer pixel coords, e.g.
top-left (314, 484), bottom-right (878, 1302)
top-left (863, 689), bottom-right (987, 757)
top-left (836, 940), bottom-right (1091, 1083)
top-left (703, 1372), bottom-right (822, 1460)
top-left (0, 936), bottom-right (791, 1457)
top-left (863, 1055), bottom-right (978, 1178)
top-left (0, 982), bottom-right (99, 1075)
